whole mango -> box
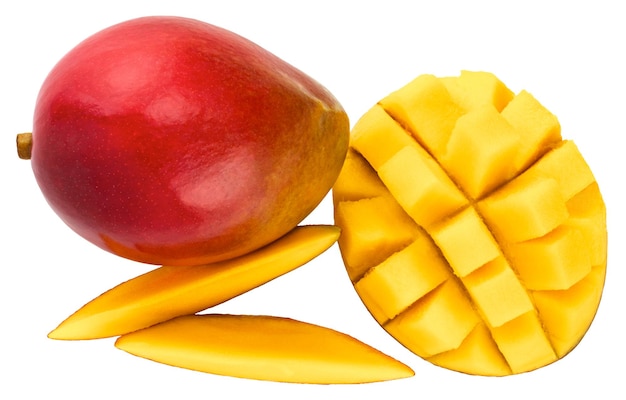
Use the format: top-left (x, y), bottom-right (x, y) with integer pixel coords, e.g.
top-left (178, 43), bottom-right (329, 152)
top-left (20, 16), bottom-right (349, 266)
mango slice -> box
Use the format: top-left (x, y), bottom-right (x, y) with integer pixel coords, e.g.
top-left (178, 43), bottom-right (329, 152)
top-left (48, 225), bottom-right (340, 340)
top-left (115, 314), bottom-right (415, 384)
top-left (332, 71), bottom-right (607, 376)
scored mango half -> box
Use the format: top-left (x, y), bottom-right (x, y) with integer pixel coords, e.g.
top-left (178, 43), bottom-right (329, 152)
top-left (333, 71), bottom-right (607, 376)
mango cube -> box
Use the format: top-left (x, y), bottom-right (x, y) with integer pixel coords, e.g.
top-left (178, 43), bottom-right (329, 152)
top-left (385, 279), bottom-right (479, 358)
top-left (351, 104), bottom-right (416, 169)
top-left (501, 90), bottom-right (562, 172)
top-left (507, 224), bottom-right (591, 290)
top-left (378, 144), bottom-right (468, 228)
top-left (333, 71), bottom-right (606, 376)
top-left (490, 312), bottom-right (557, 374)
top-left (430, 207), bottom-right (501, 277)
top-left (332, 149), bottom-right (388, 203)
top-left (462, 257), bottom-right (534, 328)
top-left (428, 323), bottom-right (512, 377)
top-left (334, 195), bottom-right (419, 281)
top-left (478, 174), bottom-right (569, 244)
top-left (355, 232), bottom-right (452, 323)
top-left (532, 265), bottom-right (606, 357)
top-left (379, 74), bottom-right (465, 158)
top-left (442, 104), bottom-right (520, 199)
top-left (440, 70), bottom-right (514, 112)
top-left (566, 183), bottom-right (608, 266)
top-left (519, 140), bottom-right (595, 201)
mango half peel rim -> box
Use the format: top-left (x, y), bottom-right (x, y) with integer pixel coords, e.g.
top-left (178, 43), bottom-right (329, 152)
top-left (48, 224), bottom-right (340, 340)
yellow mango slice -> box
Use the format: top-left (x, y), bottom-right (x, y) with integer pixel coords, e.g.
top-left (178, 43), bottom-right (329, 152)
top-left (333, 71), bottom-right (607, 376)
top-left (48, 225), bottom-right (339, 340)
top-left (115, 314), bottom-right (415, 384)
top-left (532, 265), bottom-right (606, 357)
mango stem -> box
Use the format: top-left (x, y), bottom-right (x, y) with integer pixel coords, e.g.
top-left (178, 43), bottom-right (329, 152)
top-left (16, 133), bottom-right (32, 160)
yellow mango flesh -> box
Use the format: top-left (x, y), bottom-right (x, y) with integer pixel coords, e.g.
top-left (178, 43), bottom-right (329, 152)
top-left (461, 257), bottom-right (534, 328)
top-left (115, 314), bottom-right (415, 384)
top-left (384, 279), bottom-right (480, 358)
top-left (332, 71), bottom-right (607, 376)
top-left (334, 194), bottom-right (420, 281)
top-left (379, 74), bottom-right (465, 158)
top-left (48, 225), bottom-right (340, 340)
top-left (442, 104), bottom-right (520, 199)
top-left (440, 70), bottom-right (514, 112)
top-left (378, 144), bottom-right (468, 228)
top-left (430, 207), bottom-right (501, 277)
top-left (355, 230), bottom-right (450, 323)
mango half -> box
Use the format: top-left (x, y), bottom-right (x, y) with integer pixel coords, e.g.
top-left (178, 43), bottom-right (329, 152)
top-left (333, 71), bottom-right (607, 376)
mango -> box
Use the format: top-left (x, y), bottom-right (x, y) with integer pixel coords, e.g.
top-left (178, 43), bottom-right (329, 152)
top-left (115, 314), bottom-right (414, 384)
top-left (49, 225), bottom-right (340, 340)
top-left (22, 16), bottom-right (349, 267)
top-left (333, 71), bottom-right (607, 376)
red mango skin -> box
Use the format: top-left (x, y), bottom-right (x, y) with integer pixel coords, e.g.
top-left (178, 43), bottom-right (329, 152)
top-left (31, 16), bottom-right (349, 266)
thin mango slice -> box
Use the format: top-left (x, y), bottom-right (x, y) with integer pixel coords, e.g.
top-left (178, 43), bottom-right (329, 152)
top-left (115, 314), bottom-right (415, 384)
top-left (48, 225), bottom-right (340, 340)
top-left (333, 71), bottom-right (607, 376)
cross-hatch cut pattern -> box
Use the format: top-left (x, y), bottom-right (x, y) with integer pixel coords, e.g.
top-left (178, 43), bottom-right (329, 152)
top-left (332, 71), bottom-right (607, 376)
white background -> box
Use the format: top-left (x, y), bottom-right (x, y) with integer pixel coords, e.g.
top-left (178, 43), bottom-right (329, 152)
top-left (2, 1), bottom-right (624, 399)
